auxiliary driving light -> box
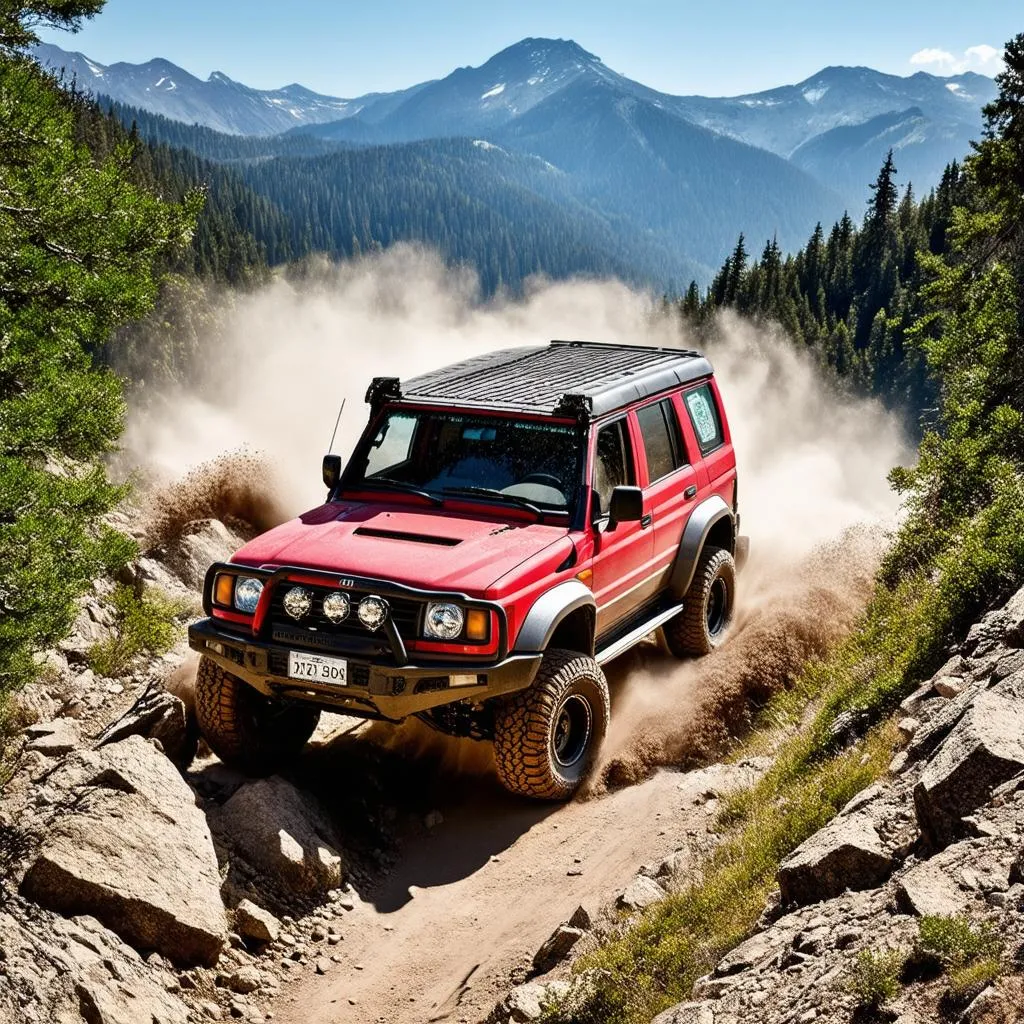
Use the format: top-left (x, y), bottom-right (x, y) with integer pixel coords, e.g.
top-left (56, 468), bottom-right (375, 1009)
top-left (283, 586), bottom-right (313, 621)
top-left (357, 595), bottom-right (388, 631)
top-left (322, 591), bottom-right (351, 623)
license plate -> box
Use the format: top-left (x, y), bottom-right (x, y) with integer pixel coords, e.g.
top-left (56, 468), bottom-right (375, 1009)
top-left (287, 651), bottom-right (348, 685)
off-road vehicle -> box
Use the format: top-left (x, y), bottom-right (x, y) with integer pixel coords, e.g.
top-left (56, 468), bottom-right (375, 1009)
top-left (188, 340), bottom-right (748, 799)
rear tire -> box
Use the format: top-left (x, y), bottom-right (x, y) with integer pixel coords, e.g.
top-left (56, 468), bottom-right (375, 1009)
top-left (493, 649), bottom-right (610, 800)
top-left (194, 657), bottom-right (320, 776)
top-left (664, 546), bottom-right (736, 657)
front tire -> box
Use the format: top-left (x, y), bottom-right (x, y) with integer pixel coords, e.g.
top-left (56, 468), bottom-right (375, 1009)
top-left (194, 657), bottom-right (320, 775)
top-left (664, 546), bottom-right (736, 657)
top-left (493, 649), bottom-right (610, 800)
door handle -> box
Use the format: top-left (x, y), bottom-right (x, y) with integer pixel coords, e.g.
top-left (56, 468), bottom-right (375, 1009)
top-left (641, 513), bottom-right (653, 528)
top-left (684, 485), bottom-right (697, 500)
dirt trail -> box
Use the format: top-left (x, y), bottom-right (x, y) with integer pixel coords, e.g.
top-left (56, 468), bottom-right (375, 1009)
top-left (273, 759), bottom-right (756, 1024)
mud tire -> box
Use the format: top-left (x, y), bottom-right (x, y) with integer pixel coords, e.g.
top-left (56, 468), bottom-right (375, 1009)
top-left (493, 649), bottom-right (610, 801)
top-left (194, 656), bottom-right (320, 775)
top-left (665, 546), bottom-right (736, 657)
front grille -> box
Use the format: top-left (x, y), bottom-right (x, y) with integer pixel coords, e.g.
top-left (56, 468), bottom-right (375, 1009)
top-left (266, 583), bottom-right (422, 655)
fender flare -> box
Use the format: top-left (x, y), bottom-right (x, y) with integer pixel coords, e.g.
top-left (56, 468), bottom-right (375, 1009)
top-left (669, 495), bottom-right (735, 598)
top-left (512, 580), bottom-right (597, 655)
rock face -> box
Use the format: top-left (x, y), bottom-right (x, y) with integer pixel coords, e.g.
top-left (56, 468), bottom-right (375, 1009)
top-left (777, 813), bottom-right (894, 907)
top-left (213, 776), bottom-right (344, 897)
top-left (0, 906), bottom-right (191, 1024)
top-left (913, 691), bottom-right (1024, 847)
top-left (895, 858), bottom-right (968, 917)
top-left (488, 980), bottom-right (572, 1023)
top-left (21, 735), bottom-right (227, 966)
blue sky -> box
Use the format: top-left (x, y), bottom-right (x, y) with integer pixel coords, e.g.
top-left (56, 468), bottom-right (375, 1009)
top-left (39, 0), bottom-right (1016, 97)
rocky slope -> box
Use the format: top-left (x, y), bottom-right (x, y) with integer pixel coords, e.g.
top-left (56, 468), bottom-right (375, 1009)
top-left (488, 590), bottom-right (1024, 1024)
top-left (4, 510), bottom-right (1024, 1024)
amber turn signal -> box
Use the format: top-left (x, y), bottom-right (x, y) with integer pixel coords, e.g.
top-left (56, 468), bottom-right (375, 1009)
top-left (213, 573), bottom-right (235, 608)
top-left (575, 568), bottom-right (594, 588)
top-left (465, 608), bottom-right (489, 642)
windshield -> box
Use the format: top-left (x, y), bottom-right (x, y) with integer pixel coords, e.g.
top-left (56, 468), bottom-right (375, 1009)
top-left (345, 408), bottom-right (583, 515)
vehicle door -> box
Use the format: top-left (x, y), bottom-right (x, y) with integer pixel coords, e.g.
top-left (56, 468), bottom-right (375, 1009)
top-left (681, 380), bottom-right (736, 508)
top-left (590, 415), bottom-right (655, 637)
top-left (634, 395), bottom-right (701, 593)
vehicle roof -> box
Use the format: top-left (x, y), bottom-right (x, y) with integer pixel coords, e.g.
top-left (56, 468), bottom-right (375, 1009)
top-left (368, 340), bottom-right (714, 419)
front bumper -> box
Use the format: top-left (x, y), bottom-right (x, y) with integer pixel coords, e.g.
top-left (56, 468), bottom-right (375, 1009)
top-left (188, 618), bottom-right (541, 721)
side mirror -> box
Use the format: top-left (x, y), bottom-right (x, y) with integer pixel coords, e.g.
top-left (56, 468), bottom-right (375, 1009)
top-left (322, 454), bottom-right (342, 490)
top-left (607, 485), bottom-right (643, 528)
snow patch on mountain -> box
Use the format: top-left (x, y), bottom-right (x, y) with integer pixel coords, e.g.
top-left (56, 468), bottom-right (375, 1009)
top-left (481, 83), bottom-right (506, 99)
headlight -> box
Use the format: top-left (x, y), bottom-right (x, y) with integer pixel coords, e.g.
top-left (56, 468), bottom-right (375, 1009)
top-left (424, 601), bottom-right (465, 640)
top-left (357, 595), bottom-right (389, 631)
top-left (233, 576), bottom-right (264, 614)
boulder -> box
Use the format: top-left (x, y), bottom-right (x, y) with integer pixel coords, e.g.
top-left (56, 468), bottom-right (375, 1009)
top-left (234, 899), bottom-right (281, 944)
top-left (896, 860), bottom-right (968, 918)
top-left (21, 735), bottom-right (226, 966)
top-left (567, 904), bottom-right (592, 930)
top-left (651, 1001), bottom-right (716, 1024)
top-left (999, 585), bottom-right (1024, 647)
top-left (24, 717), bottom-right (80, 756)
top-left (488, 980), bottom-right (572, 1023)
top-left (906, 686), bottom-right (979, 762)
top-left (169, 519), bottom-right (244, 589)
top-left (532, 924), bottom-right (585, 974)
top-left (95, 683), bottom-right (198, 768)
top-left (913, 692), bottom-right (1024, 847)
top-left (616, 875), bottom-right (666, 911)
top-left (934, 676), bottom-right (965, 699)
top-left (777, 813), bottom-right (894, 907)
top-left (213, 776), bottom-right (343, 897)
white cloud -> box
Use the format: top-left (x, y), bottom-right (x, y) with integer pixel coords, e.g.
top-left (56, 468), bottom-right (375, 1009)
top-left (909, 44), bottom-right (1003, 76)
top-left (910, 48), bottom-right (956, 69)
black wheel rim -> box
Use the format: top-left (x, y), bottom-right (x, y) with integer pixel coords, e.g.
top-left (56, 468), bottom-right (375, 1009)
top-left (706, 577), bottom-right (729, 637)
top-left (551, 694), bottom-right (593, 769)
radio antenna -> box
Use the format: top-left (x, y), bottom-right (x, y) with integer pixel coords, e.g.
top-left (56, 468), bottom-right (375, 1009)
top-left (327, 399), bottom-right (346, 454)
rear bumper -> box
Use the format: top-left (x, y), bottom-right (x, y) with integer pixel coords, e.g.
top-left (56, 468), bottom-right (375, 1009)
top-left (188, 618), bottom-right (541, 721)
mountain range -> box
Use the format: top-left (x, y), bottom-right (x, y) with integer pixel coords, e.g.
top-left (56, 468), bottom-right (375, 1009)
top-left (33, 38), bottom-right (999, 289)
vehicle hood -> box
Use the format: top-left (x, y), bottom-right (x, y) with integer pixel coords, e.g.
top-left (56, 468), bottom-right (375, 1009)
top-left (230, 501), bottom-right (571, 595)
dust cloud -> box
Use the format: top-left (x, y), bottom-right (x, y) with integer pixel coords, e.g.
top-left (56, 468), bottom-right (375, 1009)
top-left (124, 245), bottom-right (910, 786)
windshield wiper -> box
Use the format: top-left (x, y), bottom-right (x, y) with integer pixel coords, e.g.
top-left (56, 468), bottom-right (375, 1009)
top-left (442, 486), bottom-right (544, 519)
top-left (352, 478), bottom-right (444, 506)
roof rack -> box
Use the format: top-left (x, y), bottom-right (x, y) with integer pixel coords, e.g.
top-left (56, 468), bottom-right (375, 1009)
top-left (366, 340), bottom-right (712, 420)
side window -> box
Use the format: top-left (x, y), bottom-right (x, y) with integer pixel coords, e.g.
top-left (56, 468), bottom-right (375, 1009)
top-left (636, 398), bottom-right (685, 484)
top-left (592, 419), bottom-right (635, 518)
top-left (683, 385), bottom-right (724, 455)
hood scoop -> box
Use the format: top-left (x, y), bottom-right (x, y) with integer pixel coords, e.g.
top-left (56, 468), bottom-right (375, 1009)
top-left (353, 526), bottom-right (462, 547)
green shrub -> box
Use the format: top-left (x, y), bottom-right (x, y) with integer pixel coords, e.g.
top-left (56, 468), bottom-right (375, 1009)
top-left (87, 585), bottom-right (190, 678)
top-left (847, 948), bottom-right (907, 1009)
top-left (918, 915), bottom-right (1003, 972)
top-left (948, 958), bottom-right (1002, 1003)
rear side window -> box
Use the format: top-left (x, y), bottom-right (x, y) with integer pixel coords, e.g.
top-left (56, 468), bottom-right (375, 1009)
top-left (636, 399), bottom-right (685, 483)
top-left (592, 419), bottom-right (635, 517)
top-left (683, 385), bottom-right (724, 455)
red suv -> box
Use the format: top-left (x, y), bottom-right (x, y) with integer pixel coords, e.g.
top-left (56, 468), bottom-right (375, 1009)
top-left (188, 341), bottom-right (747, 799)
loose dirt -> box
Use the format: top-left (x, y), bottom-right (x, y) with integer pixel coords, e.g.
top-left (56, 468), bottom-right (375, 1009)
top-left (273, 757), bottom-right (757, 1024)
